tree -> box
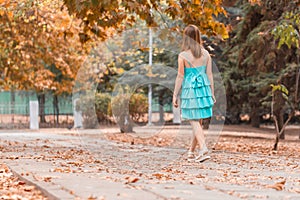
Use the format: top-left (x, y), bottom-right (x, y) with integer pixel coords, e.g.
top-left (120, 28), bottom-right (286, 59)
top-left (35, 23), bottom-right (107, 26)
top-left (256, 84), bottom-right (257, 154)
top-left (63, 0), bottom-right (229, 41)
top-left (0, 0), bottom-right (87, 122)
top-left (271, 83), bottom-right (289, 140)
top-left (65, 0), bottom-right (232, 132)
top-left (221, 0), bottom-right (300, 127)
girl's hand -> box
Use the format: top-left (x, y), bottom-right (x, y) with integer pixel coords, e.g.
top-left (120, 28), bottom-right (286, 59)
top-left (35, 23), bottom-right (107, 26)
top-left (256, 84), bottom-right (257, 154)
top-left (212, 95), bottom-right (216, 104)
top-left (173, 96), bottom-right (178, 108)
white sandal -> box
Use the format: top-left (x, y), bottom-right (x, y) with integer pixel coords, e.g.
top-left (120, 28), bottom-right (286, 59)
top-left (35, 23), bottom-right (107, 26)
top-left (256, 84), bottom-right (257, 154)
top-left (187, 151), bottom-right (195, 159)
top-left (195, 146), bottom-right (210, 162)
top-left (195, 154), bottom-right (210, 162)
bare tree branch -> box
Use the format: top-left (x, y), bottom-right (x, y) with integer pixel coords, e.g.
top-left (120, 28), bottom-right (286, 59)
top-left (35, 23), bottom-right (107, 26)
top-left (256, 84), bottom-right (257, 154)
top-left (273, 112), bottom-right (294, 150)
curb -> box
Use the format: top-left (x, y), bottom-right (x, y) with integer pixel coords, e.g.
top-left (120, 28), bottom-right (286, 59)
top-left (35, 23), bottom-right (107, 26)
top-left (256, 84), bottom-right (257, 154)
top-left (7, 164), bottom-right (60, 200)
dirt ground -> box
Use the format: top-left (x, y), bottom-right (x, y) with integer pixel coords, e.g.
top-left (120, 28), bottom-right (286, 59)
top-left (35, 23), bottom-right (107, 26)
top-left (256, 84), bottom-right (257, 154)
top-left (104, 124), bottom-right (300, 158)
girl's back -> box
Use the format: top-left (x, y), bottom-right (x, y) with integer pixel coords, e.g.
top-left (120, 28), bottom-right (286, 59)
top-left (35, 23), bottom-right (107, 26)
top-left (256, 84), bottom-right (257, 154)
top-left (180, 49), bottom-right (209, 68)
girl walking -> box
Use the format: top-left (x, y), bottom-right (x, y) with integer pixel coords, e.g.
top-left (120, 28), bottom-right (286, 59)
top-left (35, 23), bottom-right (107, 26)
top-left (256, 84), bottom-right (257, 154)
top-left (173, 25), bottom-right (216, 162)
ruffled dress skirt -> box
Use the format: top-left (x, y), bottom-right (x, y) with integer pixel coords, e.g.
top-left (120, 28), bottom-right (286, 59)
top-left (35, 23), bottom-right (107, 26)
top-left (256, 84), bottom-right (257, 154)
top-left (180, 66), bottom-right (214, 120)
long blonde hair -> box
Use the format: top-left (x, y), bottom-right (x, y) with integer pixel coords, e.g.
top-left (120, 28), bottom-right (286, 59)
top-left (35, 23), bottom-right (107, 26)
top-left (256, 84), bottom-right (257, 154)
top-left (181, 25), bottom-right (202, 58)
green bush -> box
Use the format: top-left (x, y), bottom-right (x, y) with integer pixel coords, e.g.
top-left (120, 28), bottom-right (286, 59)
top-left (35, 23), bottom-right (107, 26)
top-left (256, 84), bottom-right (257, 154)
top-left (75, 95), bottom-right (98, 129)
top-left (95, 93), bottom-right (112, 122)
top-left (77, 92), bottom-right (148, 129)
top-left (110, 93), bottom-right (148, 122)
top-left (129, 93), bottom-right (148, 122)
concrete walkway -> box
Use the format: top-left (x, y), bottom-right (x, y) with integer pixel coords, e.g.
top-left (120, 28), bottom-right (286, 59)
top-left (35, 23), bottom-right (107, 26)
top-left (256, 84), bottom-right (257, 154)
top-left (0, 126), bottom-right (300, 200)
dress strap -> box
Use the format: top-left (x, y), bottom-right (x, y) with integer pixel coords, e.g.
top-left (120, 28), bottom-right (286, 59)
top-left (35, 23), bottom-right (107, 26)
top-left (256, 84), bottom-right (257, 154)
top-left (182, 52), bottom-right (193, 68)
top-left (186, 60), bottom-right (193, 68)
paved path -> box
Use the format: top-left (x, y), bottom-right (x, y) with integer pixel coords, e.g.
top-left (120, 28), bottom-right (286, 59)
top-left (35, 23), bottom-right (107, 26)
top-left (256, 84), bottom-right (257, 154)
top-left (0, 126), bottom-right (300, 200)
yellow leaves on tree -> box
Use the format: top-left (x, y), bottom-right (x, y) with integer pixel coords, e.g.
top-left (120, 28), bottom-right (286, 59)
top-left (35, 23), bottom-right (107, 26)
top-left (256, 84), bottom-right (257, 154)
top-left (63, 0), bottom-right (229, 40)
top-left (248, 0), bottom-right (262, 6)
top-left (0, 0), bottom-right (86, 94)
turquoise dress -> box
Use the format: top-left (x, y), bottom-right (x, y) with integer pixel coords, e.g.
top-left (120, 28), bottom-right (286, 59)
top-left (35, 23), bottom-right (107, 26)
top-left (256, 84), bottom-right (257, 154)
top-left (181, 65), bottom-right (214, 120)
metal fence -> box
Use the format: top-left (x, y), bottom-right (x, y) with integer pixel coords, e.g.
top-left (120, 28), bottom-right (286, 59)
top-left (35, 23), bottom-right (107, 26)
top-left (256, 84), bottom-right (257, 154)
top-left (0, 90), bottom-right (75, 129)
top-left (0, 103), bottom-right (75, 129)
top-left (0, 104), bottom-right (30, 129)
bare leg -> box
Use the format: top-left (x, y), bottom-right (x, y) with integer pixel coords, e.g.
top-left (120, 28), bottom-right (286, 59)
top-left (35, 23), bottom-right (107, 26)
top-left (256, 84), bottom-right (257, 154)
top-left (199, 119), bottom-right (203, 126)
top-left (189, 137), bottom-right (197, 152)
top-left (189, 120), bottom-right (205, 150)
top-left (189, 119), bottom-right (204, 152)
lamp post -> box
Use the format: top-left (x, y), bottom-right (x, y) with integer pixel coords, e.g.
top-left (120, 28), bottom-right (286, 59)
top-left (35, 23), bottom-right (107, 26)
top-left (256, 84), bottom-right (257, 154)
top-left (148, 26), bottom-right (153, 126)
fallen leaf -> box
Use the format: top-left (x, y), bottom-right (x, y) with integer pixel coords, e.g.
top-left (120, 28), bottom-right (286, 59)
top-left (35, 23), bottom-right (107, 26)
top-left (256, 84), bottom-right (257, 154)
top-left (87, 195), bottom-right (97, 200)
top-left (24, 185), bottom-right (35, 192)
top-left (125, 176), bottom-right (139, 184)
top-left (196, 174), bottom-right (205, 178)
top-left (266, 180), bottom-right (286, 191)
top-left (204, 185), bottom-right (215, 190)
top-left (17, 181), bottom-right (26, 185)
top-left (152, 173), bottom-right (164, 179)
top-left (43, 176), bottom-right (52, 182)
top-left (164, 186), bottom-right (175, 189)
top-left (7, 155), bottom-right (19, 160)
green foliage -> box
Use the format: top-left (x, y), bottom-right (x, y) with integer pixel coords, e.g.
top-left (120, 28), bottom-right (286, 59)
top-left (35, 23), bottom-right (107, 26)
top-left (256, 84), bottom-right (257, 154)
top-left (95, 93), bottom-right (111, 121)
top-left (76, 94), bottom-right (98, 129)
top-left (270, 84), bottom-right (289, 100)
top-left (272, 8), bottom-right (300, 49)
top-left (77, 91), bottom-right (149, 128)
top-left (220, 0), bottom-right (300, 125)
top-left (76, 93), bottom-right (112, 128)
top-left (89, 21), bottom-right (180, 114)
top-left (129, 93), bottom-right (148, 121)
top-left (111, 92), bottom-right (148, 122)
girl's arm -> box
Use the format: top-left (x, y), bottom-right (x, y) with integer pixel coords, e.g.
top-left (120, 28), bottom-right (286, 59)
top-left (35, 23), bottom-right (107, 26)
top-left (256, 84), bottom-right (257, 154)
top-left (173, 54), bottom-right (185, 107)
top-left (206, 53), bottom-right (216, 103)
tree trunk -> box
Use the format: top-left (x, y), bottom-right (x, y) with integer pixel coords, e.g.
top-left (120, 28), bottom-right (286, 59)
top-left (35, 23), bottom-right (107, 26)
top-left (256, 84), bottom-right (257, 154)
top-left (119, 113), bottom-right (133, 133)
top-left (225, 90), bottom-right (241, 124)
top-left (278, 111), bottom-right (285, 139)
top-left (225, 108), bottom-right (240, 124)
top-left (273, 112), bottom-right (294, 150)
top-left (250, 111), bottom-right (260, 128)
top-left (250, 104), bottom-right (260, 128)
top-left (119, 98), bottom-right (133, 133)
top-left (10, 88), bottom-right (15, 125)
top-left (38, 93), bottom-right (46, 123)
top-left (158, 92), bottom-right (165, 124)
top-left (53, 95), bottom-right (59, 125)
top-left (273, 90), bottom-right (285, 139)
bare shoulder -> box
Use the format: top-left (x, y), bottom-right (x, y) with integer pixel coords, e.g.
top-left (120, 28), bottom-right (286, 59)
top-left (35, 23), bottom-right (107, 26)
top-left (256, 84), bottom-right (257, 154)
top-left (179, 50), bottom-right (192, 59)
top-left (179, 51), bottom-right (188, 60)
top-left (201, 48), bottom-right (210, 57)
top-left (179, 51), bottom-right (189, 57)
